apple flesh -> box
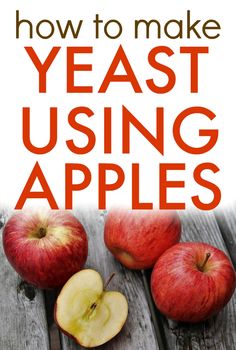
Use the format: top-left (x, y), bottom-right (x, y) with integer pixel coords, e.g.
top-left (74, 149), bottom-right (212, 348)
top-left (2, 210), bottom-right (88, 289)
top-left (151, 242), bottom-right (236, 323)
top-left (55, 269), bottom-right (128, 348)
top-left (104, 209), bottom-right (181, 269)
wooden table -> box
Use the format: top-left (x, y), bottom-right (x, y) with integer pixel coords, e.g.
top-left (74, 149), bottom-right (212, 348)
top-left (0, 208), bottom-right (235, 350)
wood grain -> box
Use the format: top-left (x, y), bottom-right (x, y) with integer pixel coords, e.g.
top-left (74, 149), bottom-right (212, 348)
top-left (215, 204), bottom-right (236, 268)
top-left (0, 211), bottom-right (50, 350)
top-left (160, 210), bottom-right (236, 350)
top-left (60, 209), bottom-right (159, 350)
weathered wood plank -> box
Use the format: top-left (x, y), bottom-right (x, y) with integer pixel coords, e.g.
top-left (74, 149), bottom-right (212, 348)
top-left (0, 211), bottom-right (50, 350)
top-left (141, 269), bottom-right (168, 350)
top-left (44, 289), bottom-right (61, 350)
top-left (60, 209), bottom-right (159, 350)
top-left (160, 211), bottom-right (236, 350)
top-left (215, 204), bottom-right (236, 268)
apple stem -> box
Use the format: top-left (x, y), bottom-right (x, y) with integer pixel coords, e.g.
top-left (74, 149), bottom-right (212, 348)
top-left (199, 252), bottom-right (211, 272)
top-left (104, 272), bottom-right (116, 290)
top-left (86, 273), bottom-right (116, 318)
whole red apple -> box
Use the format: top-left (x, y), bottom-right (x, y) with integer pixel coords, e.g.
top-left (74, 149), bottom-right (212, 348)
top-left (2, 210), bottom-right (88, 289)
top-left (104, 209), bottom-right (181, 269)
top-left (151, 242), bottom-right (236, 323)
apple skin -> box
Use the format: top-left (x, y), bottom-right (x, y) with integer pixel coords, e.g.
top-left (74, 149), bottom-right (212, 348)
top-left (151, 242), bottom-right (236, 323)
top-left (2, 211), bottom-right (88, 289)
top-left (104, 209), bottom-right (181, 269)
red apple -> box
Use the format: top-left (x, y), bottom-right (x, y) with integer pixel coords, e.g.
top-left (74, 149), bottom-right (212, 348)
top-left (151, 242), bottom-right (236, 323)
top-left (104, 209), bottom-right (181, 269)
top-left (2, 210), bottom-right (88, 289)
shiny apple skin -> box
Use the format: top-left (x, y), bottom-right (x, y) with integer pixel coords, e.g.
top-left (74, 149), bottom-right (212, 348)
top-left (104, 209), bottom-right (181, 269)
top-left (151, 242), bottom-right (236, 323)
top-left (2, 211), bottom-right (88, 289)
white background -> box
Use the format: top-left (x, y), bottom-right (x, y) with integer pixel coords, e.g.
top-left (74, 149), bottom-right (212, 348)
top-left (0, 0), bottom-right (235, 210)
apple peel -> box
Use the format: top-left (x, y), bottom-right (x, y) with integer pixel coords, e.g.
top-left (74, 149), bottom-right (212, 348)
top-left (55, 269), bottom-right (128, 348)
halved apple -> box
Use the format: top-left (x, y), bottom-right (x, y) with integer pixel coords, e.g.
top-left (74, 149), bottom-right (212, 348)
top-left (55, 269), bottom-right (128, 348)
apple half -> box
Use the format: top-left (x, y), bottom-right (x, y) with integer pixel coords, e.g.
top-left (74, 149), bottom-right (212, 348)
top-left (55, 269), bottom-right (128, 348)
